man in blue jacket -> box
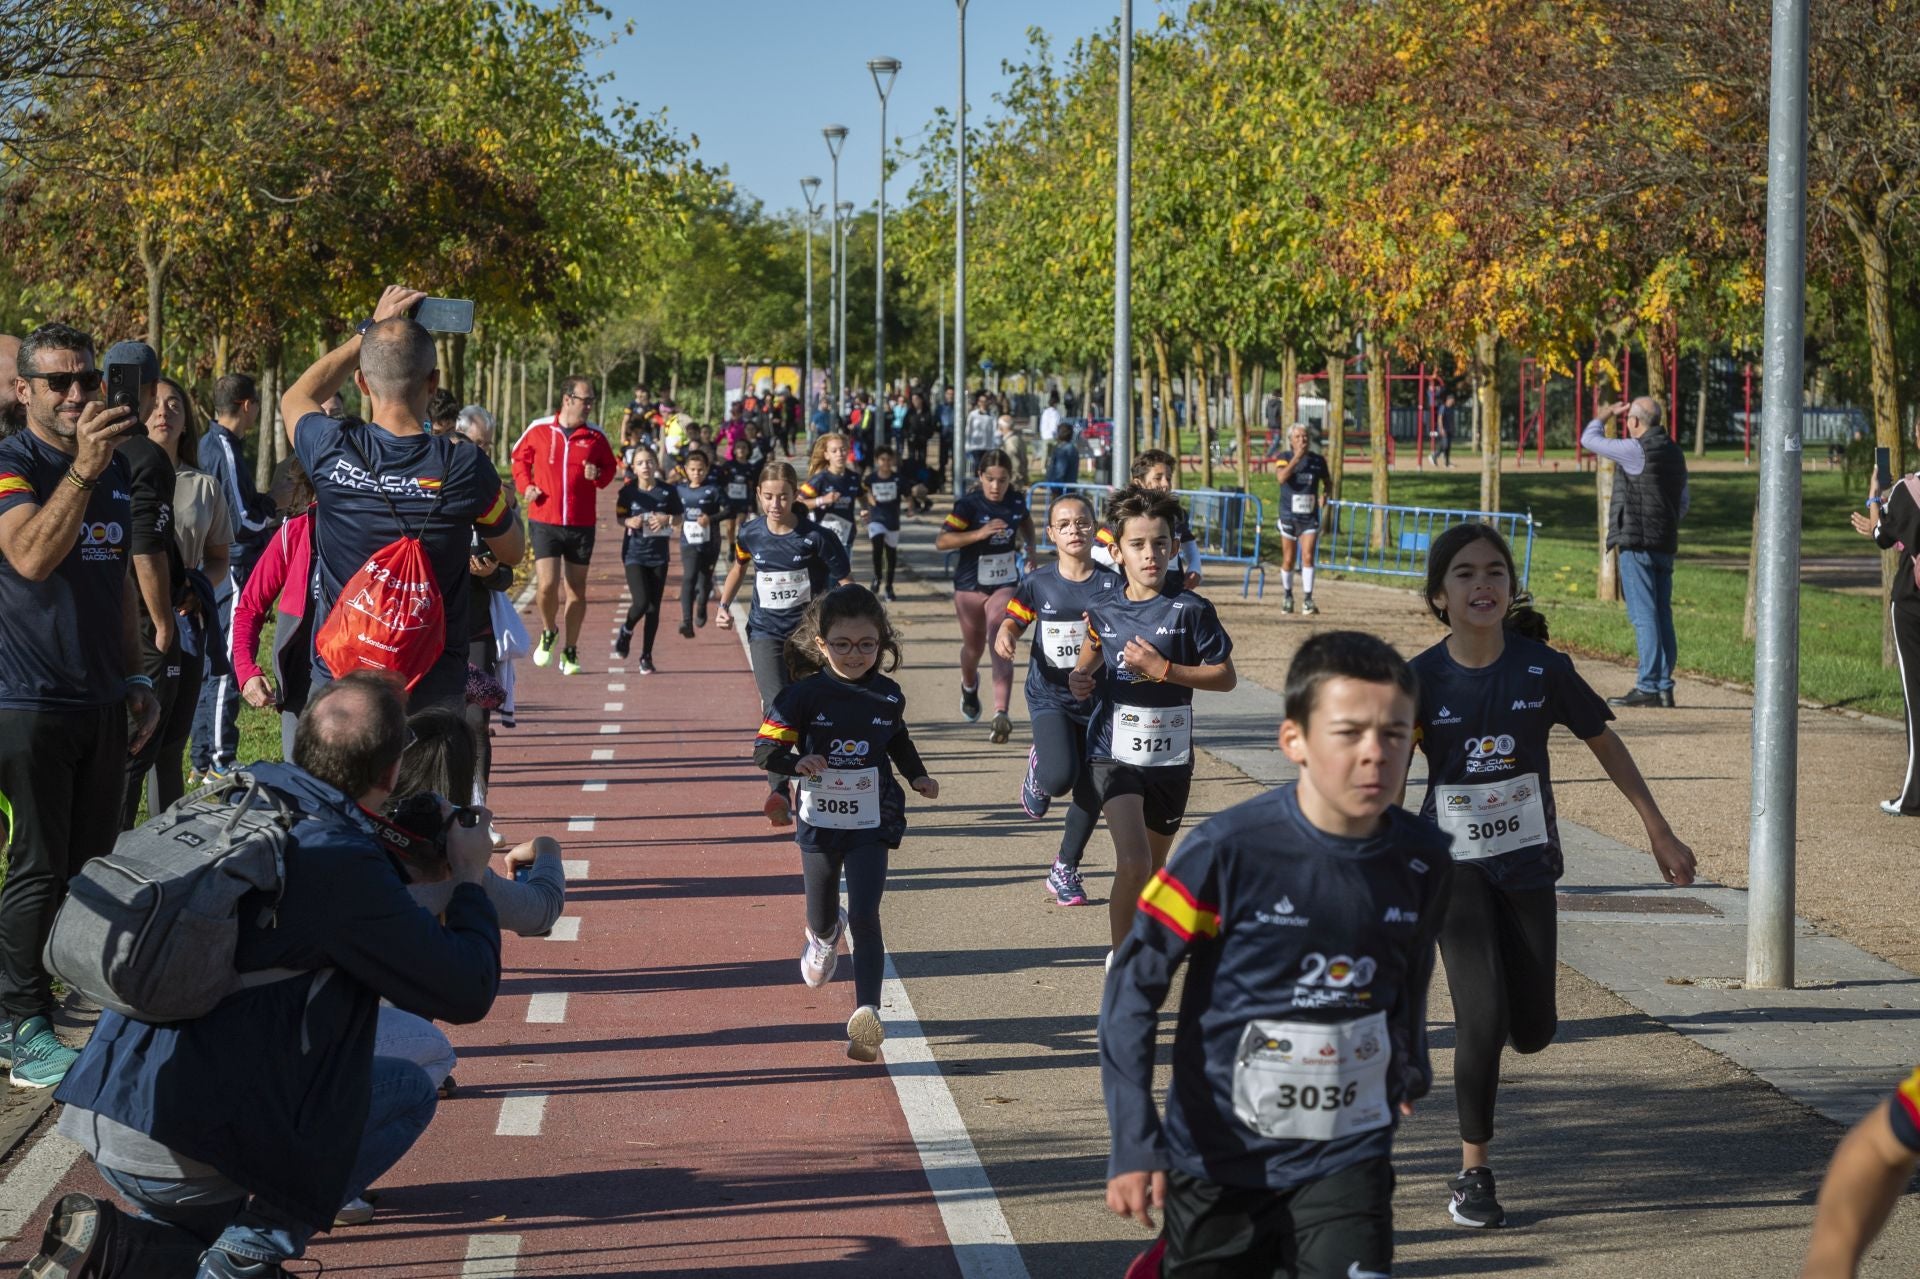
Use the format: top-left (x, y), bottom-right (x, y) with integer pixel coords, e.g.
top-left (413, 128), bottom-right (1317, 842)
top-left (22, 672), bottom-right (502, 1279)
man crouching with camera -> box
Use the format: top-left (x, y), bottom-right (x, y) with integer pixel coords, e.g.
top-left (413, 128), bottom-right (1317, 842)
top-left (20, 672), bottom-right (501, 1279)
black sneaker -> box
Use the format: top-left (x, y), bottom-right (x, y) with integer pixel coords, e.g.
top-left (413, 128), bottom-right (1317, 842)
top-left (638, 656), bottom-right (657, 675)
top-left (1607, 687), bottom-right (1668, 709)
top-left (1448, 1166), bottom-right (1506, 1227)
top-left (679, 622), bottom-right (695, 639)
top-left (884, 587), bottom-right (897, 602)
top-left (197, 1249), bottom-right (293, 1278)
top-left (613, 627), bottom-right (633, 658)
top-left (960, 684), bottom-right (982, 722)
top-left (1302, 593), bottom-right (1319, 616)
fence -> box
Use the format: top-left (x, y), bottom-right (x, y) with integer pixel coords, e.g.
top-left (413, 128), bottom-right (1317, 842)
top-left (1026, 481), bottom-right (1268, 598)
top-left (1318, 501), bottom-right (1536, 590)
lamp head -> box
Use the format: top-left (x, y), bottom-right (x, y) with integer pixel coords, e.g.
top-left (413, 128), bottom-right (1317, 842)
top-left (800, 176), bottom-right (822, 210)
top-left (838, 201), bottom-right (855, 217)
top-left (868, 56), bottom-right (901, 100)
top-left (823, 125), bottom-right (848, 158)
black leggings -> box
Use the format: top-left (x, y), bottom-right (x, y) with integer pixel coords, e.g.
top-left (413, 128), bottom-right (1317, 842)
top-left (467, 636), bottom-right (496, 793)
top-left (869, 535), bottom-right (897, 590)
top-left (803, 840), bottom-right (888, 1008)
top-left (622, 562), bottom-right (668, 658)
top-left (681, 549), bottom-right (719, 628)
top-left (750, 631), bottom-right (791, 794)
top-left (1889, 598), bottom-right (1920, 812)
top-left (1030, 708), bottom-right (1102, 868)
top-left (1440, 870), bottom-right (1558, 1146)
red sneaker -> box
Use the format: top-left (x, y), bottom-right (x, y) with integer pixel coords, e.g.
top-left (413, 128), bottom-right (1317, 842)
top-left (763, 790), bottom-right (793, 827)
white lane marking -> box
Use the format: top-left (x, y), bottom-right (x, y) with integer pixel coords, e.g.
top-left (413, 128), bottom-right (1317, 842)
top-left (547, 916), bottom-right (581, 942)
top-left (603, 701), bottom-right (624, 713)
top-left (582, 780), bottom-right (608, 793)
top-left (599, 724), bottom-right (620, 734)
top-left (494, 1093), bottom-right (548, 1137)
top-left (463, 1234), bottom-right (522, 1277)
top-left (526, 993), bottom-right (569, 1024)
top-left (0, 1131), bottom-right (82, 1246)
top-left (567, 816), bottom-right (595, 833)
top-left (563, 859), bottom-right (590, 880)
top-left (608, 682), bottom-right (627, 692)
top-left (881, 953), bottom-right (1033, 1279)
top-left (591, 748), bottom-right (615, 762)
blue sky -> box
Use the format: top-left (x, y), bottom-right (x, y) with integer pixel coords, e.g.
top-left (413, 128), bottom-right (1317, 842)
top-left (585, 1), bottom-right (1178, 215)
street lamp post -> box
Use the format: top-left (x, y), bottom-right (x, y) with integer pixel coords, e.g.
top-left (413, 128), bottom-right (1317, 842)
top-left (869, 57), bottom-right (902, 403)
top-left (823, 126), bottom-right (848, 422)
top-left (954, 0), bottom-right (968, 493)
top-left (838, 201), bottom-right (853, 417)
top-left (800, 176), bottom-right (822, 429)
top-left (1112, 0), bottom-right (1134, 482)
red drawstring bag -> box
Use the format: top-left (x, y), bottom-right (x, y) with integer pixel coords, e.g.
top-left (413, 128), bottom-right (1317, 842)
top-left (315, 431), bottom-right (447, 690)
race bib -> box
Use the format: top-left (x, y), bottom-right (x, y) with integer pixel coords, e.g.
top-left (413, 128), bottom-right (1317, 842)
top-left (870, 481), bottom-right (898, 504)
top-left (798, 767), bottom-right (880, 830)
top-left (754, 567), bottom-right (811, 611)
top-left (820, 514), bottom-right (854, 547)
top-left (977, 551), bottom-right (1017, 587)
top-left (645, 515), bottom-right (671, 538)
top-left (682, 518), bottom-right (709, 544)
top-left (1039, 619), bottom-right (1088, 670)
top-left (1111, 703), bottom-right (1191, 767)
top-left (727, 481), bottom-right (749, 501)
top-left (1433, 772), bottom-right (1548, 860)
top-left (1231, 1012), bottom-right (1392, 1142)
top-left (1290, 492), bottom-right (1318, 516)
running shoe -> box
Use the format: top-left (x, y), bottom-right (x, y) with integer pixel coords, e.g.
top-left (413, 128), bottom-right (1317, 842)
top-left (800, 913), bottom-right (845, 988)
top-left (1280, 592), bottom-right (1295, 614)
top-left (533, 629), bottom-right (557, 667)
top-left (990, 711), bottom-right (1012, 744)
top-left (885, 587), bottom-right (898, 603)
top-left (763, 790), bottom-right (793, 827)
top-left (1104, 950), bottom-right (1117, 975)
top-left (678, 622), bottom-right (695, 639)
top-left (19, 1192), bottom-right (118, 1279)
top-left (9, 1016), bottom-right (76, 1089)
top-left (500, 712), bottom-right (517, 729)
top-left (846, 1005), bottom-right (885, 1063)
top-left (1448, 1166), bottom-right (1506, 1228)
top-left (638, 656), bottom-right (657, 675)
top-left (613, 627), bottom-right (633, 658)
top-left (1879, 799), bottom-right (1915, 817)
top-left (333, 1197), bottom-right (376, 1227)
top-left (1302, 594), bottom-right (1319, 616)
top-left (558, 648), bottom-right (581, 676)
top-left (870, 577), bottom-right (882, 592)
top-left (1046, 861), bottom-right (1090, 907)
top-left (439, 1074), bottom-right (458, 1099)
top-left (697, 603), bottom-right (710, 628)
top-left (960, 684), bottom-right (982, 722)
top-left (1020, 747), bottom-right (1052, 819)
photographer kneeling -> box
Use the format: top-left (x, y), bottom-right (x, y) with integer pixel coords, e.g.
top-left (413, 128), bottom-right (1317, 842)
top-left (22, 672), bottom-right (502, 1279)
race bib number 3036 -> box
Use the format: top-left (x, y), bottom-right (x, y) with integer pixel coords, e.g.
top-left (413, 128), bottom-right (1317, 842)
top-left (1231, 1011), bottom-right (1391, 1143)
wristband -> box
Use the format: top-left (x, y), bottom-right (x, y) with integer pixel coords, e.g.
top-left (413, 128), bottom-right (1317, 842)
top-left (65, 468), bottom-right (98, 491)
top-left (125, 674), bottom-right (155, 690)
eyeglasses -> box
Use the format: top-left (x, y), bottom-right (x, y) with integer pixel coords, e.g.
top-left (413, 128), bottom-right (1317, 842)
top-left (25, 370), bottom-right (103, 395)
top-left (1052, 519), bottom-right (1095, 532)
top-left (568, 393), bottom-right (598, 406)
top-left (826, 638), bottom-right (881, 656)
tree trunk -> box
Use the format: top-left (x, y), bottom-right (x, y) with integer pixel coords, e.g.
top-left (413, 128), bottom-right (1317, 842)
top-left (1643, 332), bottom-right (1670, 410)
top-left (1473, 329), bottom-right (1501, 515)
top-left (545, 358), bottom-right (556, 419)
top-left (704, 352), bottom-right (717, 422)
top-left (137, 228), bottom-right (170, 363)
top-left (1842, 196), bottom-right (1904, 666)
top-left (253, 358), bottom-right (279, 493)
top-left (491, 346), bottom-right (506, 429)
top-left (1366, 331), bottom-right (1389, 550)
top-left (517, 360), bottom-right (529, 432)
top-left (1281, 345), bottom-right (1298, 433)
top-left (1191, 343), bottom-right (1215, 490)
top-left (1200, 344), bottom-right (1218, 490)
top-left (1138, 345), bottom-right (1154, 465)
top-left (1694, 356), bottom-right (1709, 457)
top-left (450, 334), bottom-right (468, 401)
top-left (1595, 353), bottom-right (1625, 603)
top-left (1232, 346), bottom-right (1251, 490)
top-left (668, 360), bottom-right (680, 405)
top-left (1325, 332), bottom-right (1350, 504)
top-left (213, 331), bottom-right (230, 381)
top-left (1743, 502), bottom-right (1762, 641)
top-left (1147, 337), bottom-right (1168, 472)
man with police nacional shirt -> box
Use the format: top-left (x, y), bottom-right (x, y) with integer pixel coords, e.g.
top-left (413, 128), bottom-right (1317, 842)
top-left (0, 323), bottom-right (161, 1089)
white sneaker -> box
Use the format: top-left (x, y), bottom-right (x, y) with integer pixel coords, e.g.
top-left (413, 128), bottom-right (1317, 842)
top-left (334, 1196), bottom-right (375, 1226)
top-left (847, 1005), bottom-right (885, 1062)
top-left (800, 919), bottom-right (842, 988)
top-left (1104, 950), bottom-right (1117, 975)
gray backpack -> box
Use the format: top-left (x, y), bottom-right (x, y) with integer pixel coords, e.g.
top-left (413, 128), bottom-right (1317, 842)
top-left (45, 771), bottom-right (304, 1023)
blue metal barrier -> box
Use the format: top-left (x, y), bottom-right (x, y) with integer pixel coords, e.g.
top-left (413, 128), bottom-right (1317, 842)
top-left (1025, 482), bottom-right (1267, 598)
top-left (1318, 501), bottom-right (1536, 589)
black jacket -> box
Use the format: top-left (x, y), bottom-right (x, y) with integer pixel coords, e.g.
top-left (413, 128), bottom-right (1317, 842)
top-left (1607, 427), bottom-right (1688, 554)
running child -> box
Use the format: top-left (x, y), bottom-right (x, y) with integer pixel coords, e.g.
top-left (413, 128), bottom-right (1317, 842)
top-left (1068, 486), bottom-right (1236, 954)
top-left (1101, 631), bottom-right (1454, 1279)
top-left (753, 585), bottom-right (939, 1062)
top-left (1093, 449), bottom-right (1201, 594)
top-left (614, 445), bottom-right (682, 674)
top-left (863, 446), bottom-right (904, 601)
top-left (1408, 521), bottom-right (1695, 1228)
top-left (935, 447), bottom-right (1037, 742)
top-left (992, 491), bottom-right (1118, 907)
top-left (800, 432), bottom-right (862, 556)
top-left (716, 444), bottom-right (754, 556)
top-left (1275, 422), bottom-right (1331, 615)
top-left (719, 462), bottom-right (854, 825)
top-left (675, 448), bottom-right (725, 636)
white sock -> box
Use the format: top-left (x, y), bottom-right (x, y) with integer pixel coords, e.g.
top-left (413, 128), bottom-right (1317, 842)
top-left (1280, 568), bottom-right (1293, 595)
top-left (1303, 567), bottom-right (1316, 595)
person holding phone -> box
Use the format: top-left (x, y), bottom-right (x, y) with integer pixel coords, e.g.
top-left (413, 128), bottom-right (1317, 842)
top-left (1852, 429), bottom-right (1920, 815)
top-left (1581, 397), bottom-right (1690, 708)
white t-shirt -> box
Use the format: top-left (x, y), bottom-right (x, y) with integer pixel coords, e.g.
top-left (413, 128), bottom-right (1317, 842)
top-left (965, 410), bottom-right (998, 451)
top-left (1039, 406), bottom-right (1063, 438)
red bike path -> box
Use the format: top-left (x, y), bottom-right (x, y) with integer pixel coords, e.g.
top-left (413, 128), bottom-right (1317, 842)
top-left (0, 506), bottom-right (965, 1277)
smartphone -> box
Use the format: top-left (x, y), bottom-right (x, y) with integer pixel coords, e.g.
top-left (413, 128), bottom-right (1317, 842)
top-left (1876, 446), bottom-right (1894, 492)
top-left (411, 297), bottom-right (474, 334)
top-left (105, 362), bottom-right (145, 435)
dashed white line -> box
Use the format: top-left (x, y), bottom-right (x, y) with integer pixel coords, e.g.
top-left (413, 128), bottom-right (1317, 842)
top-left (603, 701), bottom-right (624, 712)
top-left (0, 1132), bottom-right (81, 1246)
top-left (546, 916), bottom-right (581, 942)
top-left (494, 1093), bottom-right (547, 1137)
top-left (526, 993), bottom-right (569, 1024)
top-left (562, 859), bottom-right (590, 880)
top-left (582, 780), bottom-right (608, 793)
top-left (591, 748), bottom-right (615, 762)
top-left (567, 817), bottom-right (595, 833)
top-left (608, 682), bottom-right (627, 692)
top-left (462, 1234), bottom-right (522, 1278)
top-left (599, 724), bottom-right (620, 734)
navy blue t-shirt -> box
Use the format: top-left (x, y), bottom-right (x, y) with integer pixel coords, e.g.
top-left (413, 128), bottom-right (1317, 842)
top-left (944, 489), bottom-right (1029, 593)
top-left (1276, 451), bottom-right (1331, 523)
top-left (1101, 783), bottom-right (1454, 1190)
top-left (296, 416), bottom-right (512, 702)
top-left (0, 432), bottom-right (134, 710)
top-left (802, 469), bottom-right (862, 547)
top-left (1006, 562), bottom-right (1119, 720)
top-left (1409, 634), bottom-right (1613, 890)
top-left (1085, 589), bottom-right (1233, 765)
top-left (716, 460), bottom-right (754, 514)
top-left (616, 480), bottom-right (683, 568)
top-left (757, 670), bottom-right (919, 853)
top-left (864, 472), bottom-right (904, 532)
top-left (733, 515), bottom-right (851, 640)
top-left (674, 481), bottom-right (725, 558)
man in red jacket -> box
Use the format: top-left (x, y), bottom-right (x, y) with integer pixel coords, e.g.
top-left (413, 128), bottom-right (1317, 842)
top-left (512, 376), bottom-right (617, 676)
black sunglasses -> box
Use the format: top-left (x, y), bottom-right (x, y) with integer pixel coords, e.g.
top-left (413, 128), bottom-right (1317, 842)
top-left (26, 370), bottom-right (103, 395)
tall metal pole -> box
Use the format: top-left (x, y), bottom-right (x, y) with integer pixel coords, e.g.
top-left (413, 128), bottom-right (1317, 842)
top-left (837, 202), bottom-right (853, 417)
top-left (938, 281), bottom-right (946, 394)
top-left (823, 127), bottom-right (848, 423)
top-left (1747, 0), bottom-right (1809, 989)
top-left (800, 177), bottom-right (822, 430)
top-left (1111, 0), bottom-right (1134, 482)
top-left (870, 58), bottom-right (901, 402)
top-left (955, 0), bottom-right (969, 491)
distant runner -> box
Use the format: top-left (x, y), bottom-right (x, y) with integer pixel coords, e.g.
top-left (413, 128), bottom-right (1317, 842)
top-left (513, 376), bottom-right (617, 676)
